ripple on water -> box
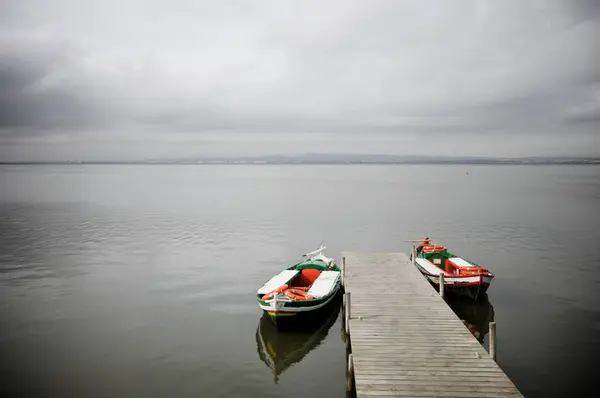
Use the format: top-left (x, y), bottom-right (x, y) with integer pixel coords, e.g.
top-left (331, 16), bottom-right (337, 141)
top-left (207, 303), bottom-right (259, 315)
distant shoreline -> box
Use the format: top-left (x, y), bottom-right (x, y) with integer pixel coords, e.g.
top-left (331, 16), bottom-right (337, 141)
top-left (1, 160), bottom-right (599, 166)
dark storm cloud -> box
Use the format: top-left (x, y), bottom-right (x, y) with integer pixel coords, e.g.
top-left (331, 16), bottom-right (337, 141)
top-left (0, 0), bottom-right (598, 159)
top-left (0, 35), bottom-right (115, 131)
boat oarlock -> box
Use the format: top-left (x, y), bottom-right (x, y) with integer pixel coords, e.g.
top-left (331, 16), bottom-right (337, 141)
top-left (303, 241), bottom-right (325, 258)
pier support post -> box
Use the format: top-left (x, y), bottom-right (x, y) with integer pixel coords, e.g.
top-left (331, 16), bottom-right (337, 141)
top-left (345, 292), bottom-right (351, 334)
top-left (342, 256), bottom-right (346, 289)
top-left (346, 353), bottom-right (354, 391)
top-left (490, 321), bottom-right (496, 361)
top-left (438, 273), bottom-right (445, 299)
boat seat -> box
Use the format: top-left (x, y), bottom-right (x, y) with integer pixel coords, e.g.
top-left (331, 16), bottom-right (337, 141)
top-left (415, 258), bottom-right (442, 274)
top-left (307, 271), bottom-right (340, 298)
top-left (448, 257), bottom-right (473, 268)
top-left (257, 270), bottom-right (299, 294)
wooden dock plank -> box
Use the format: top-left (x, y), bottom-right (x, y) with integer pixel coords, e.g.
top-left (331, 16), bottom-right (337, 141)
top-left (342, 252), bottom-right (523, 397)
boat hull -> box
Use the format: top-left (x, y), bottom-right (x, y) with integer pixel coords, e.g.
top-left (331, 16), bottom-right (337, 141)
top-left (423, 273), bottom-right (491, 300)
top-left (258, 288), bottom-right (341, 329)
top-left (414, 261), bottom-right (493, 300)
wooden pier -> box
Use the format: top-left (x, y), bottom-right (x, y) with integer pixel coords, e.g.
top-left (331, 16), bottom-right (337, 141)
top-left (341, 252), bottom-right (523, 397)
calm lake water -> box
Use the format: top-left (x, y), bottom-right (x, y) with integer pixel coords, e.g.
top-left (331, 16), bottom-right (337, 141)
top-left (1, 164), bottom-right (598, 398)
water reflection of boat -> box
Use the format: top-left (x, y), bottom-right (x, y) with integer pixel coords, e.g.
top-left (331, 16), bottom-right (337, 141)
top-left (255, 293), bottom-right (341, 383)
top-left (446, 293), bottom-right (495, 343)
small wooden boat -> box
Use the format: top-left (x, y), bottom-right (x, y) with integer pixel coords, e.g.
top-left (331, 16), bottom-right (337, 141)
top-left (255, 295), bottom-right (340, 383)
top-left (408, 238), bottom-right (494, 300)
top-left (256, 245), bottom-right (342, 326)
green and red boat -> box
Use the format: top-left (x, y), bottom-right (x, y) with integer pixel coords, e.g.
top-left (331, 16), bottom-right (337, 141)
top-left (409, 238), bottom-right (495, 300)
top-left (256, 245), bottom-right (342, 327)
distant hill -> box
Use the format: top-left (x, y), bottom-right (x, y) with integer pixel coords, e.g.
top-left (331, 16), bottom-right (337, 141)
top-left (2, 153), bottom-right (599, 165)
top-left (151, 153), bottom-right (600, 165)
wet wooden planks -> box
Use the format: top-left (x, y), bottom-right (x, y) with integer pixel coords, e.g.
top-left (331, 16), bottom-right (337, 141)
top-left (342, 252), bottom-right (523, 398)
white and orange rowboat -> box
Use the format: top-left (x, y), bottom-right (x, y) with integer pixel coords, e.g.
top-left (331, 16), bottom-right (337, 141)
top-left (256, 245), bottom-right (342, 327)
top-left (408, 238), bottom-right (494, 300)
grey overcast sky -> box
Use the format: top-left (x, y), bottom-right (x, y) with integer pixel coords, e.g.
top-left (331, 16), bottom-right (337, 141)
top-left (0, 0), bottom-right (599, 161)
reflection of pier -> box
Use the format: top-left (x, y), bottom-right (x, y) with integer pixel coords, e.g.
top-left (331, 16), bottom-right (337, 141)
top-left (255, 293), bottom-right (341, 384)
top-left (446, 293), bottom-right (495, 343)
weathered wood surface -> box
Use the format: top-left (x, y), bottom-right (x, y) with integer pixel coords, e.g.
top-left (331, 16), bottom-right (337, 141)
top-left (342, 252), bottom-right (523, 398)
